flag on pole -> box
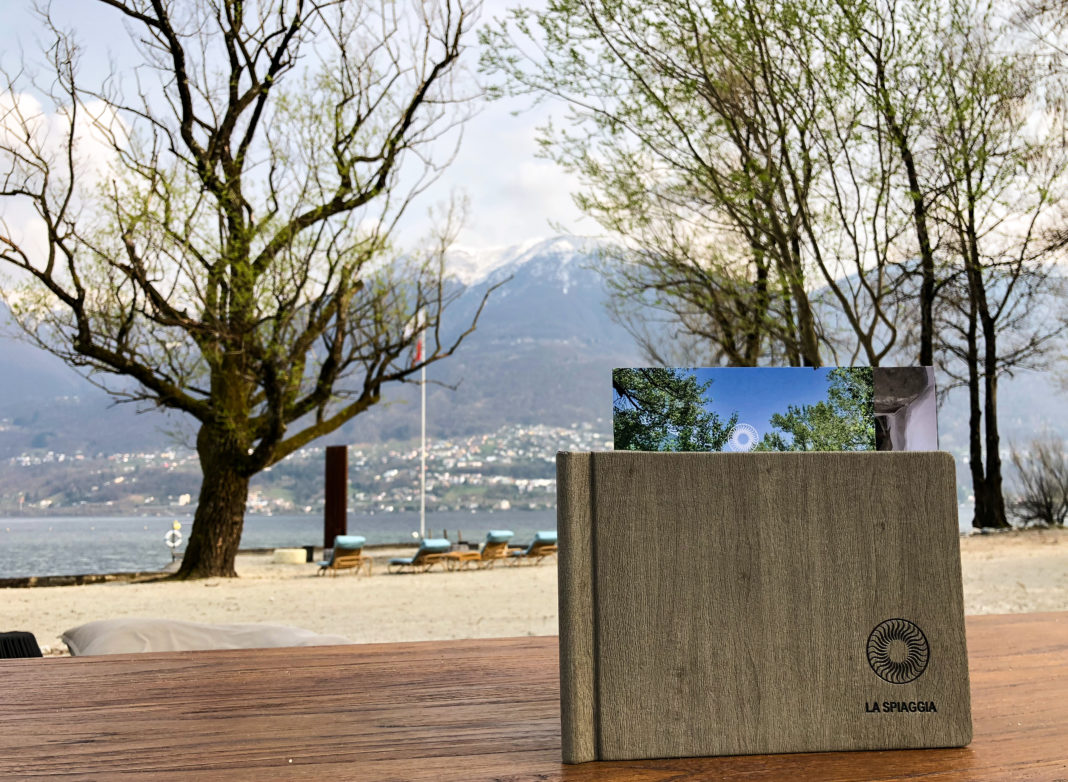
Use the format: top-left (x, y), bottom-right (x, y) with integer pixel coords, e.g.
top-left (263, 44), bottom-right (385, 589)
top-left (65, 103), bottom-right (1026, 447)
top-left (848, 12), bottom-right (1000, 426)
top-left (412, 310), bottom-right (424, 367)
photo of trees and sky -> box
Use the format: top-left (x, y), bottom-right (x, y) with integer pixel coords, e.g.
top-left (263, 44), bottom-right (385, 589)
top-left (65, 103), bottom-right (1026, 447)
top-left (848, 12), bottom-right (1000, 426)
top-left (613, 367), bottom-right (906, 453)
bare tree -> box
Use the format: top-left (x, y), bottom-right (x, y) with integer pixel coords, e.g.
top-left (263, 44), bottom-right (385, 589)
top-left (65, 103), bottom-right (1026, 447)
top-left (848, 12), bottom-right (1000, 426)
top-left (1010, 437), bottom-right (1068, 526)
top-left (486, 0), bottom-right (1068, 531)
top-left (826, 0), bottom-right (947, 366)
top-left (483, 0), bottom-right (919, 368)
top-left (0, 0), bottom-right (496, 578)
top-left (927, 0), bottom-right (1068, 529)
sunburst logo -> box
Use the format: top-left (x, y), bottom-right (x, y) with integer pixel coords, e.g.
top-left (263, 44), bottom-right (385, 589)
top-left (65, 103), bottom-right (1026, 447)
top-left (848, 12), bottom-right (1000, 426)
top-left (728, 423), bottom-right (759, 452)
top-left (866, 618), bottom-right (930, 684)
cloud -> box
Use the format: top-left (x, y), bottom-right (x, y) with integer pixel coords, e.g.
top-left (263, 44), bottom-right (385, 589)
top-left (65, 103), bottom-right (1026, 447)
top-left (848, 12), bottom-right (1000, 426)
top-left (409, 96), bottom-right (592, 249)
top-left (0, 90), bottom-right (126, 276)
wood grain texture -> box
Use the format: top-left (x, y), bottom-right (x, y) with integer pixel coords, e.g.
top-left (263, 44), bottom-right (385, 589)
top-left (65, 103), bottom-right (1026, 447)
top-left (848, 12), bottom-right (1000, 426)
top-left (0, 613), bottom-right (1064, 781)
top-left (556, 451), bottom-right (597, 763)
top-left (558, 451), bottom-right (971, 761)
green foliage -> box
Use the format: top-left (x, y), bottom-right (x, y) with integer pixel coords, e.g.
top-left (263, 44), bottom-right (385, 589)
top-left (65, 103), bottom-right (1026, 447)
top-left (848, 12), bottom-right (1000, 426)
top-left (612, 368), bottom-right (737, 451)
top-left (756, 368), bottom-right (875, 451)
top-left (485, 0), bottom-right (1068, 529)
top-left (0, 0), bottom-right (486, 578)
top-left (482, 0), bottom-right (919, 367)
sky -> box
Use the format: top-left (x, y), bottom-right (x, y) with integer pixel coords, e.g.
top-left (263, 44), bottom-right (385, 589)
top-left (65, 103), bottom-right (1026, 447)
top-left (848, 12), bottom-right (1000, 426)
top-left (694, 367), bottom-right (835, 443)
top-left (0, 0), bottom-right (589, 253)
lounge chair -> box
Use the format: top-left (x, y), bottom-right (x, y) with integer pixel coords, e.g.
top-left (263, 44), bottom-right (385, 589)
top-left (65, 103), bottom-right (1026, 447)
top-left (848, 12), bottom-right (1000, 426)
top-left (317, 535), bottom-right (372, 576)
top-left (444, 530), bottom-right (514, 571)
top-left (387, 538), bottom-right (452, 574)
top-left (507, 531), bottom-right (558, 565)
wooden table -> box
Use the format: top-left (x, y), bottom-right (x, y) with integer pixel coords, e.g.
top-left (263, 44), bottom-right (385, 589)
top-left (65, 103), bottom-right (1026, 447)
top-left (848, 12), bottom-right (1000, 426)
top-left (1, 612), bottom-right (1065, 780)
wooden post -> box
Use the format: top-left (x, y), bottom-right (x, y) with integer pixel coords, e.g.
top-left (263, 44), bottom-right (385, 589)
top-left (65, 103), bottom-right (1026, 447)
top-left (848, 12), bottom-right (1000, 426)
top-left (324, 446), bottom-right (348, 548)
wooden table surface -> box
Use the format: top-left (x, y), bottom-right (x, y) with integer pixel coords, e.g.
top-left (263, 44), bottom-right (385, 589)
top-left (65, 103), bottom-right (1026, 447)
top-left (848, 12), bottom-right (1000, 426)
top-left (0, 612), bottom-right (1065, 781)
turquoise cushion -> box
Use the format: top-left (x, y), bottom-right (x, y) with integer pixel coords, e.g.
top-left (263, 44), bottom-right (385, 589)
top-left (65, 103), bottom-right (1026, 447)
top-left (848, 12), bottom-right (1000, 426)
top-left (391, 538), bottom-right (451, 566)
top-left (333, 535), bottom-right (366, 550)
top-left (485, 530), bottom-right (514, 544)
top-left (512, 530), bottom-right (558, 556)
top-left (418, 538), bottom-right (452, 554)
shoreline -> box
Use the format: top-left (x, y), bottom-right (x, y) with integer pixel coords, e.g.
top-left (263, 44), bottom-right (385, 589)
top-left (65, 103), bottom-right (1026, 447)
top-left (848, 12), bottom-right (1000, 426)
top-left (0, 543), bottom-right (426, 589)
top-left (2, 527), bottom-right (1058, 586)
top-left (1, 527), bottom-right (1062, 657)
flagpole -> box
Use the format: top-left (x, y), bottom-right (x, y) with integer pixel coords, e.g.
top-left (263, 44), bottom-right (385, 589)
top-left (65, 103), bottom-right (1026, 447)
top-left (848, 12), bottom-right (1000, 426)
top-left (417, 311), bottom-right (426, 542)
top-left (420, 355), bottom-right (426, 541)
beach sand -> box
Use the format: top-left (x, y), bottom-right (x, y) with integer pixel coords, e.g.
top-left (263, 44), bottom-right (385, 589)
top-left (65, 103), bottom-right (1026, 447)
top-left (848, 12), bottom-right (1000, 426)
top-left (958, 526), bottom-right (1068, 615)
top-left (5, 528), bottom-right (1066, 656)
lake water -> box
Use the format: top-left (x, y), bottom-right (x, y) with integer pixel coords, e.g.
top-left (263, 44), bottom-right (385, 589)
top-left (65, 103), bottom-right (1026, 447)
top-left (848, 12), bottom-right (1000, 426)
top-left (0, 504), bottom-right (975, 579)
top-left (0, 510), bottom-right (557, 579)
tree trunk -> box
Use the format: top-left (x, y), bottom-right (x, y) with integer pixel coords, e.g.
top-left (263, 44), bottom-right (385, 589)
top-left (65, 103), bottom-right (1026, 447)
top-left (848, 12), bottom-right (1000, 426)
top-left (744, 254), bottom-right (770, 365)
top-left (981, 325), bottom-right (1009, 528)
top-left (965, 298), bottom-right (989, 530)
top-left (173, 426), bottom-right (251, 579)
top-left (960, 190), bottom-right (1001, 530)
top-left (918, 244), bottom-right (936, 368)
top-left (876, 60), bottom-right (936, 367)
top-left (788, 237), bottom-right (822, 368)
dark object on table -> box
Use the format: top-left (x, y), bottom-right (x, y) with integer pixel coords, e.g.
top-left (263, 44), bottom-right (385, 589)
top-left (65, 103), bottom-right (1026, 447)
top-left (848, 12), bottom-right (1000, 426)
top-left (0, 631), bottom-right (43, 658)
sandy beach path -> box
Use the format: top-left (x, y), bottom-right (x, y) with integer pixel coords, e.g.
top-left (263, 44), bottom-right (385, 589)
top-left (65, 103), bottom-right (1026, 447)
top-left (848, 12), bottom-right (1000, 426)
top-left (3, 528), bottom-right (1065, 655)
top-left (959, 526), bottom-right (1067, 615)
top-left (5, 552), bottom-right (559, 655)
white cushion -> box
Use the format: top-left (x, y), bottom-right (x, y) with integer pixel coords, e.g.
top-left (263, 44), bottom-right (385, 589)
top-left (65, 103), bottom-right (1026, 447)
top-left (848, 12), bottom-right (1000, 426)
top-left (61, 618), bottom-right (352, 656)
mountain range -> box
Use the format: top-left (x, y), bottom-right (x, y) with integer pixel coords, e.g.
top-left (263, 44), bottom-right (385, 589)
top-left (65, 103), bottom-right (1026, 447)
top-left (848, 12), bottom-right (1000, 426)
top-left (0, 236), bottom-right (1065, 472)
top-left (0, 237), bottom-right (641, 457)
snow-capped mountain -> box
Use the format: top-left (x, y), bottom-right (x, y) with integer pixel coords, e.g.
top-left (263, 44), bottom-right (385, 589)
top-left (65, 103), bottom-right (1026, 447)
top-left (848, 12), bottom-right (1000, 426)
top-left (340, 235), bottom-right (639, 442)
top-left (0, 236), bottom-right (642, 454)
top-left (446, 235), bottom-right (600, 288)
top-left (2, 233), bottom-right (1065, 458)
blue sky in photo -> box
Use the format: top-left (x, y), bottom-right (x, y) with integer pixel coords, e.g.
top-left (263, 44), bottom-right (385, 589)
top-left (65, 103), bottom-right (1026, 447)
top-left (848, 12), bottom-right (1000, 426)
top-left (694, 368), bottom-right (834, 440)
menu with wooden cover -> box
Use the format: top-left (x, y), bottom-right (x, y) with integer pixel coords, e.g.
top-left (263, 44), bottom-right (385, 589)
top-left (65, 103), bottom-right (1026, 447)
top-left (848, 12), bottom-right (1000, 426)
top-left (556, 451), bottom-right (972, 764)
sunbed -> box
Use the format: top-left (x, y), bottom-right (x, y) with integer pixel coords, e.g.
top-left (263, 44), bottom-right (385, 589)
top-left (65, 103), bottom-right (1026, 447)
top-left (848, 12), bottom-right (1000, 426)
top-left (387, 538), bottom-right (452, 574)
top-left (444, 530), bottom-right (514, 570)
top-left (317, 535), bottom-right (372, 576)
top-left (507, 530), bottom-right (558, 565)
